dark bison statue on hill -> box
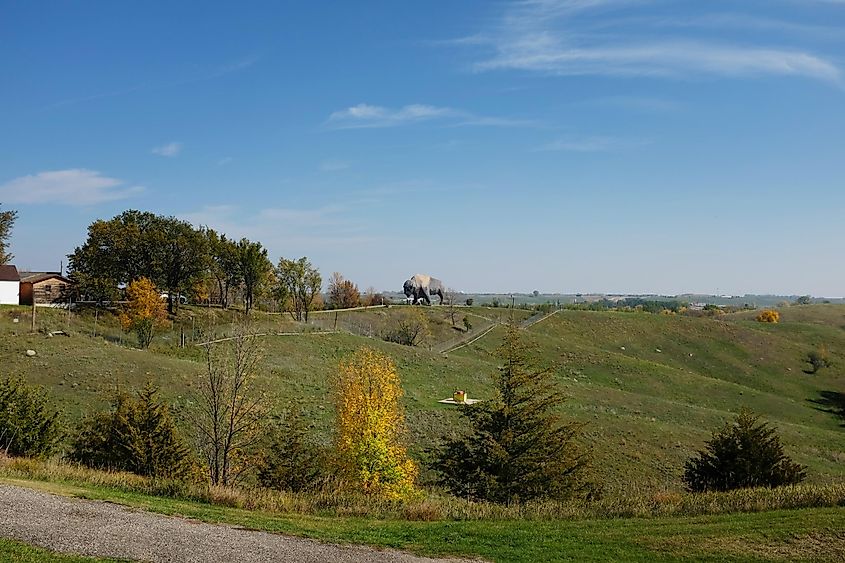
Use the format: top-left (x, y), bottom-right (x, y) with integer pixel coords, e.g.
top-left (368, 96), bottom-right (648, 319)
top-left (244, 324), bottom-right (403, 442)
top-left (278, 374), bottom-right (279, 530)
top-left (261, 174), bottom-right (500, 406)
top-left (403, 274), bottom-right (445, 306)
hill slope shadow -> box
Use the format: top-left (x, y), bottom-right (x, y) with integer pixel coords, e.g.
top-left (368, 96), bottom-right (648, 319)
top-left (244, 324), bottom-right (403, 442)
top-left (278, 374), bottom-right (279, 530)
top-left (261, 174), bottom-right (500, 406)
top-left (810, 391), bottom-right (845, 427)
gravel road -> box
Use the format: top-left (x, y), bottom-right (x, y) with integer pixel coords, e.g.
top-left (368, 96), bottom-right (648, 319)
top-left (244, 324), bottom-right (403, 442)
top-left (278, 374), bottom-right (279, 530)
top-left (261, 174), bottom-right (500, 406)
top-left (0, 484), bottom-right (460, 562)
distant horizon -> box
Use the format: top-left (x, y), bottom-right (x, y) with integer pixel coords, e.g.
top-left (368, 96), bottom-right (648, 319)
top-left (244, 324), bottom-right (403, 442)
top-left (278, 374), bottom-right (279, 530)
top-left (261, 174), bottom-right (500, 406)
top-left (3, 1), bottom-right (844, 297)
top-left (4, 259), bottom-right (843, 301)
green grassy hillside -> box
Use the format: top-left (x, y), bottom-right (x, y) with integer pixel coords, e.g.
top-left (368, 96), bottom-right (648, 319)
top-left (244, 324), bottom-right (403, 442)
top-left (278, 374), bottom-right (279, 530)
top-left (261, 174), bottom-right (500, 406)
top-left (1, 303), bottom-right (843, 492)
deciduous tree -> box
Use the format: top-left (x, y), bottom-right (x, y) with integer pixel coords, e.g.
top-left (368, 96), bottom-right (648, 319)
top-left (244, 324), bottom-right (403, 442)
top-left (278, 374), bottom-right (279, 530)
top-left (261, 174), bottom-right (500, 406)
top-left (382, 308), bottom-right (430, 347)
top-left (68, 210), bottom-right (208, 310)
top-left (205, 229), bottom-right (241, 309)
top-left (237, 238), bottom-right (272, 314)
top-left (327, 272), bottom-right (360, 309)
top-left (119, 277), bottom-right (169, 349)
top-left (194, 322), bottom-right (268, 486)
top-left (275, 257), bottom-right (322, 321)
top-left (333, 347), bottom-right (418, 500)
top-left (0, 204), bottom-right (17, 265)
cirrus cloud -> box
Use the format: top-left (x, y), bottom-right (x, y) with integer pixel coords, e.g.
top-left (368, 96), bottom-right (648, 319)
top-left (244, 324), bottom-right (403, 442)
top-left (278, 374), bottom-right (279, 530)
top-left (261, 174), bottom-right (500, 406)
top-left (0, 169), bottom-right (144, 205)
top-left (151, 141), bottom-right (183, 157)
top-left (326, 103), bottom-right (536, 129)
top-left (454, 0), bottom-right (844, 86)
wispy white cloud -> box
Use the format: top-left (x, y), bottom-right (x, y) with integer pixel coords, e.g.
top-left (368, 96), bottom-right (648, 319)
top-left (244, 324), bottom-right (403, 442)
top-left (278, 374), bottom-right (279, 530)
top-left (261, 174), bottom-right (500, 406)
top-left (151, 141), bottom-right (183, 157)
top-left (217, 157), bottom-right (233, 166)
top-left (327, 104), bottom-right (460, 128)
top-left (0, 169), bottom-right (143, 205)
top-left (537, 135), bottom-right (649, 152)
top-left (178, 204), bottom-right (376, 250)
top-left (320, 159), bottom-right (351, 171)
top-left (326, 103), bottom-right (535, 129)
top-left (454, 0), bottom-right (843, 85)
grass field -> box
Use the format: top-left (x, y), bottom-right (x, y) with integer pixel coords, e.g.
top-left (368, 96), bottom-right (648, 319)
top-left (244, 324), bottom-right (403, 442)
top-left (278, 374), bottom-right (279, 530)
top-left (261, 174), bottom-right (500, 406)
top-left (0, 538), bottom-right (108, 562)
top-left (2, 303), bottom-right (845, 561)
top-left (1, 303), bottom-right (843, 490)
top-left (2, 476), bottom-right (845, 562)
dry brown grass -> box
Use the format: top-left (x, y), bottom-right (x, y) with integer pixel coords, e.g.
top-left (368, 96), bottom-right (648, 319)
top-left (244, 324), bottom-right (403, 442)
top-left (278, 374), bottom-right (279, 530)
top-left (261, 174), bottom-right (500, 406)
top-left (2, 454), bottom-right (845, 523)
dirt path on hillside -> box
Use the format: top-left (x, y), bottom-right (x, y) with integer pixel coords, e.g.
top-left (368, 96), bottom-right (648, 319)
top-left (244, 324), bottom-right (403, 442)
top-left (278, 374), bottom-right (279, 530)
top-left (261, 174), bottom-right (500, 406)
top-left (0, 484), bottom-right (460, 563)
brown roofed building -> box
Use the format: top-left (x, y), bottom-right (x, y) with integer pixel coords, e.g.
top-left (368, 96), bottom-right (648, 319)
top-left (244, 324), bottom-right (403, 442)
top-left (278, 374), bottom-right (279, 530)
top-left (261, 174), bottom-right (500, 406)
top-left (19, 272), bottom-right (74, 306)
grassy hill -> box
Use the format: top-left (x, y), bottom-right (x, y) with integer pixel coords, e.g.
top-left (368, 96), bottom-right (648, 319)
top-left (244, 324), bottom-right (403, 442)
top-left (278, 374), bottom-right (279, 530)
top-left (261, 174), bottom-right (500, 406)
top-left (1, 303), bottom-right (843, 492)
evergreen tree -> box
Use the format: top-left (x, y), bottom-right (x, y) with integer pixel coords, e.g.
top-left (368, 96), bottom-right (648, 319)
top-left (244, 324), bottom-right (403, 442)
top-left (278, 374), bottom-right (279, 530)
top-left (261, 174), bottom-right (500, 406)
top-left (258, 406), bottom-right (325, 492)
top-left (69, 384), bottom-right (192, 479)
top-left (0, 377), bottom-right (62, 458)
top-left (433, 324), bottom-right (594, 504)
top-left (683, 409), bottom-right (806, 492)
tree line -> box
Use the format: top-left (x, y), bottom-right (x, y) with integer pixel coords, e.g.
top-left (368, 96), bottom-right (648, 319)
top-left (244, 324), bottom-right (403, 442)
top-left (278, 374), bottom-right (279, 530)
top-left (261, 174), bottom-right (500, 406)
top-left (67, 210), bottom-right (381, 316)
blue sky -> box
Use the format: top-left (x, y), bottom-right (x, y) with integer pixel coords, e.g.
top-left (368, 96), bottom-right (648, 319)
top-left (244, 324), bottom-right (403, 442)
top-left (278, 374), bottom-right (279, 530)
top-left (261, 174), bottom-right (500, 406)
top-left (2, 0), bottom-right (844, 296)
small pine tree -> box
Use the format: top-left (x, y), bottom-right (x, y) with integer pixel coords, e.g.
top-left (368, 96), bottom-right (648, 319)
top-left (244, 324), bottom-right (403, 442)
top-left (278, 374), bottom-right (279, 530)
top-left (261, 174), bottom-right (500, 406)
top-left (120, 277), bottom-right (169, 348)
top-left (433, 324), bottom-right (594, 505)
top-left (69, 384), bottom-right (192, 479)
top-left (683, 409), bottom-right (806, 492)
top-left (333, 347), bottom-right (418, 500)
top-left (258, 405), bottom-right (325, 492)
top-left (0, 377), bottom-right (62, 458)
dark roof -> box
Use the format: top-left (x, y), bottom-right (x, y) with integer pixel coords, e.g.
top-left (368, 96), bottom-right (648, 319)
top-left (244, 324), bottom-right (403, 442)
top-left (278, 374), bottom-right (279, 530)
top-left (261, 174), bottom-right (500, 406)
top-left (19, 271), bottom-right (72, 284)
top-left (0, 265), bottom-right (20, 282)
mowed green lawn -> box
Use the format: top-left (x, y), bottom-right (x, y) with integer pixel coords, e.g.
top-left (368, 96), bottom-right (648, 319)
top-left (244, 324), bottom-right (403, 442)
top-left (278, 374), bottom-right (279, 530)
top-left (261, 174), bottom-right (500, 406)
top-left (1, 304), bottom-right (843, 490)
top-left (3, 479), bottom-right (845, 562)
top-left (0, 538), bottom-right (110, 562)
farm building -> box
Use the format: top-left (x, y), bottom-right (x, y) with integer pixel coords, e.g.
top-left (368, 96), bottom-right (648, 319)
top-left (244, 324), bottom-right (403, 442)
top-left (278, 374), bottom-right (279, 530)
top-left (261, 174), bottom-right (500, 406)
top-left (0, 265), bottom-right (20, 305)
top-left (19, 272), bottom-right (74, 306)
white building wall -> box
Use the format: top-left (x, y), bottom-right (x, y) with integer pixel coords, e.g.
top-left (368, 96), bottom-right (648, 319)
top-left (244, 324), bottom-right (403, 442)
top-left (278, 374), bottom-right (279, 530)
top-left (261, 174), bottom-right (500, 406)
top-left (0, 281), bottom-right (19, 305)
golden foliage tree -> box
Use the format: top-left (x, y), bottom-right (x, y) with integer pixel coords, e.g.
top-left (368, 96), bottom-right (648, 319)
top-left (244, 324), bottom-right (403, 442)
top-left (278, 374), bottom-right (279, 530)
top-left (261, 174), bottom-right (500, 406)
top-left (333, 347), bottom-right (418, 500)
top-left (120, 277), bottom-right (169, 348)
top-left (756, 310), bottom-right (780, 323)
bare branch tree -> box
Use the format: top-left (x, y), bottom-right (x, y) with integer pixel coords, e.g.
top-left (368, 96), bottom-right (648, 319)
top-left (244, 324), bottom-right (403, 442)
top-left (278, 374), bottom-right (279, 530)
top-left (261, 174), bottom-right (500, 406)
top-left (194, 321), bottom-right (268, 486)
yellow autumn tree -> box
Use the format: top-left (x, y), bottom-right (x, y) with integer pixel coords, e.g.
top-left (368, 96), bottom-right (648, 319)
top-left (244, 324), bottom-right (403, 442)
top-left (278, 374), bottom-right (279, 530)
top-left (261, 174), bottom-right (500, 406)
top-left (756, 310), bottom-right (780, 323)
top-left (333, 347), bottom-right (418, 500)
top-left (120, 277), bottom-right (169, 348)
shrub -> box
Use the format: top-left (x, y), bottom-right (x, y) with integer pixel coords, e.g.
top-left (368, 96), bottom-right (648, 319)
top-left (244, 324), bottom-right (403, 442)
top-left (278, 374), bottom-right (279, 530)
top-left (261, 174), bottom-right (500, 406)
top-left (69, 384), bottom-right (192, 480)
top-left (382, 308), bottom-right (430, 347)
top-left (432, 324), bottom-right (595, 504)
top-left (462, 316), bottom-right (473, 331)
top-left (258, 406), bottom-right (325, 493)
top-left (333, 347), bottom-right (419, 500)
top-left (465, 298), bottom-right (474, 306)
top-left (683, 409), bottom-right (806, 492)
top-left (0, 377), bottom-right (62, 458)
top-left (756, 310), bottom-right (780, 323)
top-left (806, 346), bottom-right (832, 374)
